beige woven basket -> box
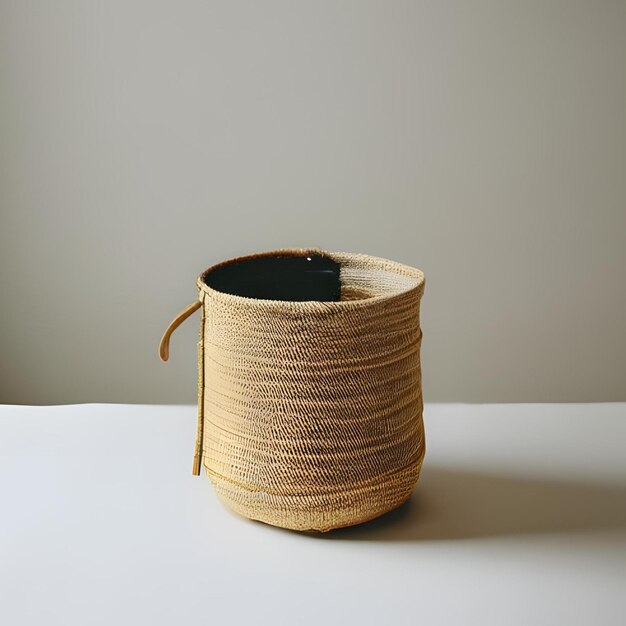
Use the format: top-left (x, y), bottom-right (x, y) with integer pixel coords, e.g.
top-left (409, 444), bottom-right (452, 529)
top-left (160, 249), bottom-right (425, 532)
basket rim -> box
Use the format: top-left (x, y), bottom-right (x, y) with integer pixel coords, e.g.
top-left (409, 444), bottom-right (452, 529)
top-left (196, 248), bottom-right (425, 310)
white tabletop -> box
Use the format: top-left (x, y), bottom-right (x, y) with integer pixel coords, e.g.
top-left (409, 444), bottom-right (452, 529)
top-left (1, 403), bottom-right (625, 625)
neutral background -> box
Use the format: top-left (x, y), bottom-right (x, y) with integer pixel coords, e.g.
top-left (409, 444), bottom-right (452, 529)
top-left (1, 0), bottom-right (624, 405)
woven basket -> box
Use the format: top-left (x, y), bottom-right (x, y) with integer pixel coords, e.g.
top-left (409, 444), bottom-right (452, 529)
top-left (160, 249), bottom-right (425, 532)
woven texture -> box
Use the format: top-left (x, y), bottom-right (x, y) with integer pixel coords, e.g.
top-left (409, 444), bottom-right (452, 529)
top-left (195, 249), bottom-right (425, 532)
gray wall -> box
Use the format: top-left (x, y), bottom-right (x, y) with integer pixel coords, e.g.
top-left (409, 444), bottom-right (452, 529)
top-left (1, 0), bottom-right (624, 405)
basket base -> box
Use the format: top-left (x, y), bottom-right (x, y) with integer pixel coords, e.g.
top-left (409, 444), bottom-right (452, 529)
top-left (206, 460), bottom-right (424, 532)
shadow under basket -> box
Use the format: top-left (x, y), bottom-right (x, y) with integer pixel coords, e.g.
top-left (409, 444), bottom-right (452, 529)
top-left (160, 249), bottom-right (426, 532)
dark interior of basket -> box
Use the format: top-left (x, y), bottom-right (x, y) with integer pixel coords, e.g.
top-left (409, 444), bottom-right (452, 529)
top-left (203, 252), bottom-right (342, 302)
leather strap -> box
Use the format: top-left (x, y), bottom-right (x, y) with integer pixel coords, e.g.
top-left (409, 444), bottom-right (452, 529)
top-left (159, 300), bottom-right (202, 362)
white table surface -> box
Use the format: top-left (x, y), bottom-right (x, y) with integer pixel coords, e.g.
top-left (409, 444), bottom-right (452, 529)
top-left (1, 403), bottom-right (625, 626)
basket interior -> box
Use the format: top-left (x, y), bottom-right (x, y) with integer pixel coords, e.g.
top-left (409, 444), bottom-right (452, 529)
top-left (203, 252), bottom-right (342, 302)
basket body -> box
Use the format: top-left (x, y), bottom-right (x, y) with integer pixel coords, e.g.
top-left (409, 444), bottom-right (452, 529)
top-left (195, 249), bottom-right (425, 532)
